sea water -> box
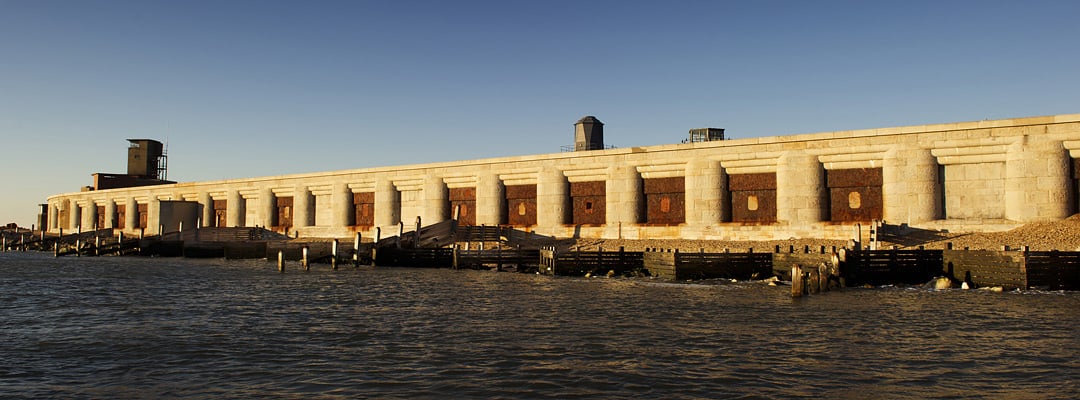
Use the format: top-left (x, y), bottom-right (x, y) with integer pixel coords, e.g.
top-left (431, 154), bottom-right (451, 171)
top-left (1, 252), bottom-right (1076, 399)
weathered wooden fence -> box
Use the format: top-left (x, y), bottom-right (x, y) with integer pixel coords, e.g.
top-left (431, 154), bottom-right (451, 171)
top-left (840, 249), bottom-right (943, 286)
top-left (644, 249), bottom-right (773, 280)
top-left (452, 247), bottom-right (540, 271)
top-left (376, 247), bottom-right (454, 267)
top-left (538, 247), bottom-right (644, 276)
top-left (1026, 251), bottom-right (1080, 290)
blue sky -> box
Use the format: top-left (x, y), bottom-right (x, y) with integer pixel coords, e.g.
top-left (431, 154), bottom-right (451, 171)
top-left (2, 0), bottom-right (1078, 226)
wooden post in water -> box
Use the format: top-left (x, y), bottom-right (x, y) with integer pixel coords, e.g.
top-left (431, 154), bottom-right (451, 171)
top-left (372, 227), bottom-right (380, 267)
top-left (396, 222), bottom-right (403, 249)
top-left (277, 250), bottom-right (284, 272)
top-left (331, 239), bottom-right (339, 270)
top-left (2, 236), bottom-right (6, 252)
top-left (818, 263), bottom-right (829, 293)
top-left (791, 264), bottom-right (805, 297)
top-left (353, 232), bottom-right (361, 268)
top-left (451, 244), bottom-right (459, 270)
top-left (414, 216), bottom-right (421, 248)
top-left (76, 225), bottom-right (82, 257)
top-left (95, 236), bottom-right (101, 256)
top-left (302, 246), bottom-right (309, 271)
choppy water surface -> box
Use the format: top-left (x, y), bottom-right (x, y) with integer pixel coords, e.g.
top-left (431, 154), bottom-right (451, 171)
top-left (1, 252), bottom-right (1076, 399)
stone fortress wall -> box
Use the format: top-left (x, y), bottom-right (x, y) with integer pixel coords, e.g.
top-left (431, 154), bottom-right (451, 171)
top-left (44, 114), bottom-right (1080, 241)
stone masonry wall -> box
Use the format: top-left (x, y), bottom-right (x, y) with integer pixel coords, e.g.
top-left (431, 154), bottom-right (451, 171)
top-left (46, 114), bottom-right (1080, 241)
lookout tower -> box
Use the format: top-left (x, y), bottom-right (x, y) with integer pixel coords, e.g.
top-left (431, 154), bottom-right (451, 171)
top-left (127, 139), bottom-right (167, 180)
top-left (688, 128), bottom-right (724, 143)
top-left (574, 116), bottom-right (605, 151)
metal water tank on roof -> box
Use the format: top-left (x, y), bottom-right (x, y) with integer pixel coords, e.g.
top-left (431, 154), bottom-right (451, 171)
top-left (574, 116), bottom-right (604, 151)
top-left (127, 139), bottom-right (165, 179)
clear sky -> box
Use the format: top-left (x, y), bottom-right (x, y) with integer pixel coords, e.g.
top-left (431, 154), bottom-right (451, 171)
top-left (2, 0), bottom-right (1078, 227)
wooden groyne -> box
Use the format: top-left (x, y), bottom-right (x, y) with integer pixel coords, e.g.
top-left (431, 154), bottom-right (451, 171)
top-left (538, 247), bottom-right (644, 276)
top-left (8, 223), bottom-right (1077, 291)
top-left (839, 248), bottom-right (944, 287)
top-left (643, 248), bottom-right (772, 281)
top-left (452, 245), bottom-right (540, 271)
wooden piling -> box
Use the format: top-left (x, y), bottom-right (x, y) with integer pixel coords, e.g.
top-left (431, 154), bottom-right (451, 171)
top-left (302, 246), bottom-right (309, 271)
top-left (452, 244), bottom-right (459, 269)
top-left (791, 264), bottom-right (805, 297)
top-left (818, 263), bottom-right (828, 292)
top-left (277, 250), bottom-right (284, 272)
top-left (808, 267), bottom-right (820, 294)
top-left (414, 216), bottom-right (421, 247)
top-left (353, 232), bottom-right (361, 267)
top-left (331, 239), bottom-right (339, 270)
top-left (95, 236), bottom-right (101, 256)
top-left (372, 227), bottom-right (380, 267)
top-left (396, 222), bottom-right (403, 248)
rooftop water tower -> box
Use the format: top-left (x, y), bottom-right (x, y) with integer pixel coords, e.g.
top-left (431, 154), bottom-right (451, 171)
top-left (127, 139), bottom-right (167, 180)
top-left (574, 116), bottom-right (604, 151)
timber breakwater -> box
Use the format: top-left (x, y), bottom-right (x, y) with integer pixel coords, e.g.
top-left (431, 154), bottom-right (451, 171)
top-left (5, 218), bottom-right (1077, 292)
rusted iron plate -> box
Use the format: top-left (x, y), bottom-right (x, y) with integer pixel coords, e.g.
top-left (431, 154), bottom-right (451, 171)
top-left (449, 187), bottom-right (476, 201)
top-left (505, 184), bottom-right (536, 200)
top-left (570, 181), bottom-right (605, 197)
top-left (354, 192), bottom-right (375, 227)
top-left (572, 195), bottom-right (605, 225)
top-left (643, 177), bottom-right (684, 194)
top-left (646, 193), bottom-right (685, 224)
top-left (451, 200), bottom-right (476, 226)
top-left (506, 198), bottom-right (537, 226)
top-left (827, 168), bottom-right (883, 188)
top-left (730, 189), bottom-right (777, 222)
top-left (353, 192), bottom-right (374, 204)
top-left (829, 186), bottom-right (883, 222)
top-left (728, 173), bottom-right (776, 191)
top-left (117, 204), bottom-right (127, 229)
